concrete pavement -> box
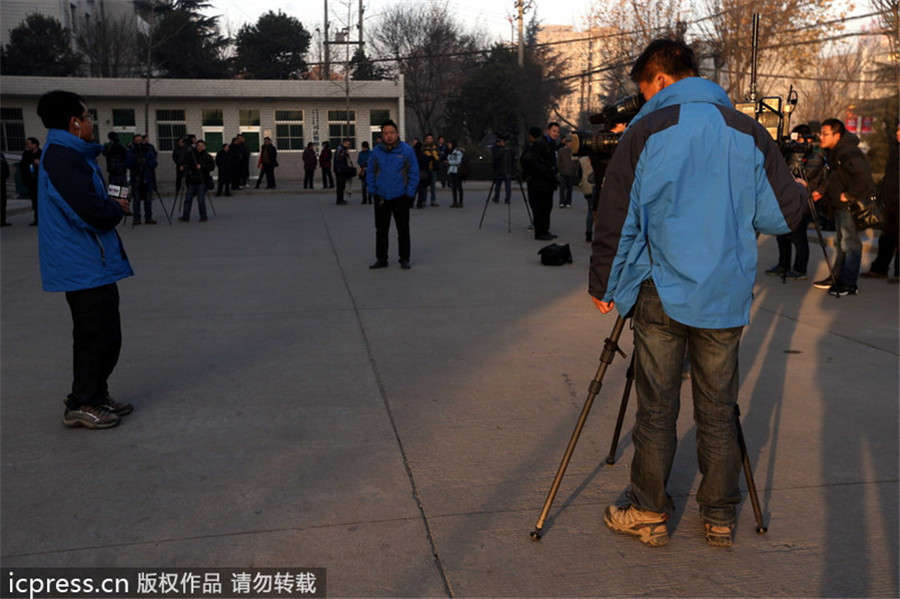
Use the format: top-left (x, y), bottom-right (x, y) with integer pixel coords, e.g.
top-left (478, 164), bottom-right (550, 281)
top-left (1, 183), bottom-right (897, 597)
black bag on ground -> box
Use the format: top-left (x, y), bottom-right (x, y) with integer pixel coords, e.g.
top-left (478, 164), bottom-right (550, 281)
top-left (538, 243), bottom-right (573, 266)
top-left (849, 194), bottom-right (884, 230)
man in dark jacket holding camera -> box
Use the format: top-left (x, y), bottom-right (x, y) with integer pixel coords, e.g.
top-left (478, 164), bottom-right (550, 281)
top-left (812, 118), bottom-right (874, 296)
top-left (521, 122), bottom-right (560, 240)
top-left (125, 134), bottom-right (158, 225)
top-left (179, 139), bottom-right (215, 222)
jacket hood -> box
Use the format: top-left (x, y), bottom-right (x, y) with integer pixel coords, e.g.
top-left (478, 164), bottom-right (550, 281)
top-left (631, 77), bottom-right (732, 126)
top-left (829, 130), bottom-right (861, 158)
top-left (46, 128), bottom-right (102, 159)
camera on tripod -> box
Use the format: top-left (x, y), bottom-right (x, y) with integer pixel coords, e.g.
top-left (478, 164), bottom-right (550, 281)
top-left (571, 93), bottom-right (646, 158)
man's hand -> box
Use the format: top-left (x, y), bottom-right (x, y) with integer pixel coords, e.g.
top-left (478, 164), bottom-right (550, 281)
top-left (839, 192), bottom-right (850, 203)
top-left (811, 191), bottom-right (822, 202)
top-left (592, 296), bottom-right (615, 314)
top-left (115, 198), bottom-right (130, 212)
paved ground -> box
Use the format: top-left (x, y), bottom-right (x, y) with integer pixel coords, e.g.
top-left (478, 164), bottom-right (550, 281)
top-left (2, 182), bottom-right (898, 598)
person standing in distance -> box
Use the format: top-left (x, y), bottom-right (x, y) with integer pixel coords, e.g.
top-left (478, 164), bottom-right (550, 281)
top-left (36, 90), bottom-right (135, 429)
top-left (589, 39), bottom-right (805, 548)
top-left (366, 120), bottom-right (419, 270)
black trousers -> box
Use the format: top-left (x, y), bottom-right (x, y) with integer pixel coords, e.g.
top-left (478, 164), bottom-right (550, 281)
top-left (322, 168), bottom-right (334, 188)
top-left (336, 175), bottom-right (347, 203)
top-left (871, 202), bottom-right (899, 276)
top-left (374, 197), bottom-right (410, 262)
top-left (304, 169), bottom-right (315, 189)
top-left (528, 185), bottom-right (554, 237)
top-left (64, 283), bottom-right (122, 409)
top-left (256, 164), bottom-right (276, 188)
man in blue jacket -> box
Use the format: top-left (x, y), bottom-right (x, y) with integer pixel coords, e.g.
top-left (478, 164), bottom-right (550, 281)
top-left (366, 120), bottom-right (419, 269)
top-left (589, 40), bottom-right (805, 547)
top-left (37, 90), bottom-right (134, 429)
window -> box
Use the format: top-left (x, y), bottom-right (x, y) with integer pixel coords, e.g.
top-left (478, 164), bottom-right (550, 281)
top-left (328, 110), bottom-right (356, 149)
top-left (239, 110), bottom-right (260, 152)
top-left (202, 109), bottom-right (223, 127)
top-left (240, 110), bottom-right (260, 127)
top-left (1, 107), bottom-right (26, 152)
top-left (369, 109), bottom-right (390, 146)
top-left (156, 109), bottom-right (186, 151)
top-left (275, 110), bottom-right (304, 150)
top-left (112, 109), bottom-right (135, 128)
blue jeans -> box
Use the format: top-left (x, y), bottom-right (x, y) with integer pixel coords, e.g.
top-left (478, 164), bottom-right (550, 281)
top-left (492, 177), bottom-right (511, 203)
top-left (833, 209), bottom-right (861, 286)
top-left (182, 183), bottom-right (208, 220)
top-left (629, 280), bottom-right (743, 526)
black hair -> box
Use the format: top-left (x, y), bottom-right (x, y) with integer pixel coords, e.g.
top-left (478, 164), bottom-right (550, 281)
top-left (547, 122), bottom-right (560, 130)
top-left (630, 39), bottom-right (698, 83)
top-left (361, 141), bottom-right (370, 148)
top-left (528, 126), bottom-right (542, 139)
top-left (791, 124), bottom-right (813, 138)
top-left (381, 119), bottom-right (398, 132)
top-left (26, 137), bottom-right (40, 146)
top-left (821, 118), bottom-right (846, 137)
top-left (36, 90), bottom-right (86, 130)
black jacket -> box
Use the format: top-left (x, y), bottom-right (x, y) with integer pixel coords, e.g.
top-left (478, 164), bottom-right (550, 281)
top-left (819, 131), bottom-right (873, 213)
top-left (185, 149), bottom-right (215, 185)
top-left (520, 135), bottom-right (557, 191)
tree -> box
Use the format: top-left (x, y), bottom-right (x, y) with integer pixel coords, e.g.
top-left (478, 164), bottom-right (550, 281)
top-left (140, 0), bottom-right (229, 79)
top-left (369, 3), bottom-right (484, 137)
top-left (0, 13), bottom-right (83, 76)
top-left (349, 48), bottom-right (389, 81)
top-left (233, 10), bottom-right (311, 79)
top-left (76, 13), bottom-right (142, 77)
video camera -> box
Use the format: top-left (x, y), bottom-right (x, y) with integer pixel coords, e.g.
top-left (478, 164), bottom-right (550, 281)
top-left (570, 93), bottom-right (646, 157)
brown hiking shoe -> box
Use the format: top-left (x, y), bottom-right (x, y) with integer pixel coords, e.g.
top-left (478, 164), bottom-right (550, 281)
top-left (63, 405), bottom-right (120, 429)
top-left (604, 504), bottom-right (669, 546)
top-left (704, 522), bottom-right (734, 547)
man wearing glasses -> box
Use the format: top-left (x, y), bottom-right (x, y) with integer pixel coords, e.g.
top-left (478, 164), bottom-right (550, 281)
top-left (812, 119), bottom-right (874, 296)
top-left (36, 90), bottom-right (134, 429)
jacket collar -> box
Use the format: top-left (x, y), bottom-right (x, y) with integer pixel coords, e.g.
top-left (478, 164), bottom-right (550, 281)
top-left (630, 77), bottom-right (732, 126)
top-left (46, 128), bottom-right (102, 158)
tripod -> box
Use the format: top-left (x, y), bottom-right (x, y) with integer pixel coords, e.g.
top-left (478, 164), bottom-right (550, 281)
top-left (529, 314), bottom-right (768, 541)
top-left (171, 182), bottom-right (217, 219)
top-left (478, 175), bottom-right (533, 233)
top-left (123, 181), bottom-right (173, 227)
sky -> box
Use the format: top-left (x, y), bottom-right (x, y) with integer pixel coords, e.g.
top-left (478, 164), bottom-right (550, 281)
top-left (206, 0), bottom-right (595, 43)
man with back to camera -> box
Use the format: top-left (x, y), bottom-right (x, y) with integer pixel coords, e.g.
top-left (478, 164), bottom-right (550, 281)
top-left (520, 122), bottom-right (560, 240)
top-left (589, 39), bottom-right (805, 547)
top-left (811, 118), bottom-right (874, 296)
top-left (36, 90), bottom-right (134, 429)
top-left (366, 120), bottom-right (419, 270)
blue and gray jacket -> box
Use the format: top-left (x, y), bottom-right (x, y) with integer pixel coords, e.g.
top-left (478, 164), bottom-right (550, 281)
top-left (38, 128), bottom-right (133, 292)
top-left (589, 77), bottom-right (805, 328)
top-left (365, 141), bottom-right (419, 201)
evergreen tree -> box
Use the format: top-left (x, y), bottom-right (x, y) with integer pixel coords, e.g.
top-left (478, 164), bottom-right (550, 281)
top-left (0, 13), bottom-right (83, 76)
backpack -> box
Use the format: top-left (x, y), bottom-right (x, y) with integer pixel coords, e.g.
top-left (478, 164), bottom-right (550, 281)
top-left (538, 243), bottom-right (573, 266)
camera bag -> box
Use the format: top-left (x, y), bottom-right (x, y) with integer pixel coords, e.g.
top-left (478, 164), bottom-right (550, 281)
top-left (538, 243), bottom-right (573, 266)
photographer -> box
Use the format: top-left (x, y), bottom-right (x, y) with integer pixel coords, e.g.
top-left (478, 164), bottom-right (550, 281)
top-left (178, 139), bottom-right (215, 223)
top-left (125, 134), bottom-right (158, 225)
top-left (365, 120), bottom-right (419, 270)
top-left (520, 123), bottom-right (560, 240)
top-left (491, 136), bottom-right (513, 204)
top-left (102, 131), bottom-right (127, 186)
top-left (811, 118), bottom-right (874, 296)
top-left (589, 39), bottom-right (805, 548)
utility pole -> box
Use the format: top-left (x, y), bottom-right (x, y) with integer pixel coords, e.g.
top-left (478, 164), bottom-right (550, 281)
top-left (517, 0), bottom-right (524, 68)
top-left (324, 0), bottom-right (331, 80)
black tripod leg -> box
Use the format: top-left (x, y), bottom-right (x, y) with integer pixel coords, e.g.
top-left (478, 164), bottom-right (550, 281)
top-left (605, 352), bottom-right (635, 465)
top-left (530, 315), bottom-right (628, 541)
top-left (808, 194), bottom-right (839, 289)
top-left (735, 404), bottom-right (767, 534)
top-left (518, 179), bottom-right (534, 226)
top-left (154, 188), bottom-right (172, 225)
top-left (207, 192), bottom-right (217, 216)
top-left (478, 180), bottom-right (497, 229)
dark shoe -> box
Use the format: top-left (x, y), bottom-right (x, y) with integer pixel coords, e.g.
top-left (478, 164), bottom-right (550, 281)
top-left (99, 395), bottom-right (133, 416)
top-left (199, 217), bottom-right (208, 222)
top-left (535, 233), bottom-right (555, 240)
top-left (369, 260), bottom-right (388, 269)
top-left (604, 504), bottom-right (669, 547)
top-left (585, 232), bottom-right (593, 242)
top-left (704, 522), bottom-right (734, 547)
top-left (0, 222), bottom-right (11, 227)
top-left (178, 216), bottom-right (189, 222)
top-left (813, 276), bottom-right (834, 290)
top-left (828, 284), bottom-right (858, 297)
top-left (337, 200), bottom-right (348, 205)
top-left (784, 270), bottom-right (807, 280)
top-left (144, 219), bottom-right (157, 225)
top-left (889, 276), bottom-right (900, 285)
top-left (400, 260), bottom-right (411, 270)
top-left (133, 220), bottom-right (142, 226)
top-left (29, 221), bottom-right (38, 226)
top-left (63, 405), bottom-right (119, 429)
top-left (430, 202), bottom-right (439, 207)
top-left (765, 265), bottom-right (785, 277)
top-left (860, 270), bottom-right (888, 279)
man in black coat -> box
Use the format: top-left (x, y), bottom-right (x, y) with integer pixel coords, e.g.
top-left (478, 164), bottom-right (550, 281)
top-left (102, 132), bottom-right (128, 186)
top-left (215, 143), bottom-right (235, 197)
top-left (20, 136), bottom-right (42, 225)
top-left (862, 123), bottom-right (900, 281)
top-left (520, 123), bottom-right (560, 240)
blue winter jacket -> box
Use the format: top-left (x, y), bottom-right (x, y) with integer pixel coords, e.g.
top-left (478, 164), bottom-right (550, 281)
top-left (365, 141), bottom-right (419, 200)
top-left (589, 77), bottom-right (805, 328)
top-left (38, 129), bottom-right (133, 292)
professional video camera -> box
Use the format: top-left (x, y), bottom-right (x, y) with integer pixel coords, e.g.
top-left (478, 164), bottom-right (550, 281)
top-left (570, 93), bottom-right (646, 157)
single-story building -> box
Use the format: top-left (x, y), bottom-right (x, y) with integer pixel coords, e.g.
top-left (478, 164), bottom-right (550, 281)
top-left (1, 75), bottom-right (406, 187)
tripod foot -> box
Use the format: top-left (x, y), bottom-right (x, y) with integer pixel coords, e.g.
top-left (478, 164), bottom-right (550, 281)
top-left (529, 529), bottom-right (542, 542)
top-left (605, 455), bottom-right (617, 465)
top-left (756, 525), bottom-right (768, 535)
